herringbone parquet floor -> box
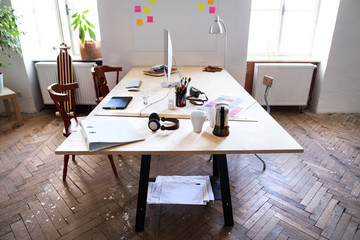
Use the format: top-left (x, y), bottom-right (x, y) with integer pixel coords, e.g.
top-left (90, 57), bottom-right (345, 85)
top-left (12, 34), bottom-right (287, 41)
top-left (0, 110), bottom-right (359, 240)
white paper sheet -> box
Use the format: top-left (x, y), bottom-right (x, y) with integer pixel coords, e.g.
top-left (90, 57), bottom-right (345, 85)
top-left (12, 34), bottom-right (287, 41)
top-left (147, 176), bottom-right (214, 205)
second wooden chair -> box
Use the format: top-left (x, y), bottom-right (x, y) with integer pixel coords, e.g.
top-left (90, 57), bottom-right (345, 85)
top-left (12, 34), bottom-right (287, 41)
top-left (48, 82), bottom-right (118, 181)
top-left (91, 65), bottom-right (122, 104)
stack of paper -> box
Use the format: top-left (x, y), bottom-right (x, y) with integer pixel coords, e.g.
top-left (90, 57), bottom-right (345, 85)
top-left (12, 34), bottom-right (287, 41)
top-left (147, 176), bottom-right (214, 205)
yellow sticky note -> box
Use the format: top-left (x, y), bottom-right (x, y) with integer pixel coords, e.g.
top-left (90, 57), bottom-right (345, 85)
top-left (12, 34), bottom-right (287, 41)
top-left (136, 19), bottom-right (143, 26)
top-left (208, 0), bottom-right (214, 4)
top-left (144, 7), bottom-right (150, 14)
top-left (198, 4), bottom-right (204, 10)
top-left (149, 0), bottom-right (155, 5)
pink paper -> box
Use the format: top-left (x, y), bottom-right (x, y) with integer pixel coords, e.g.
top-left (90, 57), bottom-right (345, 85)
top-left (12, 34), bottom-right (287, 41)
top-left (135, 6), bottom-right (141, 12)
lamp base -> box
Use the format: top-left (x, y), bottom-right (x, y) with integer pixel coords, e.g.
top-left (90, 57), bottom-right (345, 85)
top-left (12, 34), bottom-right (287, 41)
top-left (161, 81), bottom-right (180, 88)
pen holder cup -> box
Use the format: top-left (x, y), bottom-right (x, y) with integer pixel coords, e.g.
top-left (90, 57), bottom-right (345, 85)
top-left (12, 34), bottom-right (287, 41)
top-left (176, 88), bottom-right (187, 107)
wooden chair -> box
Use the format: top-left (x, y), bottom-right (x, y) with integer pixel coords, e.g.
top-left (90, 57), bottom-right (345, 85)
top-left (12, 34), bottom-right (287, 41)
top-left (91, 65), bottom-right (122, 104)
top-left (48, 83), bottom-right (118, 181)
top-left (254, 75), bottom-right (274, 171)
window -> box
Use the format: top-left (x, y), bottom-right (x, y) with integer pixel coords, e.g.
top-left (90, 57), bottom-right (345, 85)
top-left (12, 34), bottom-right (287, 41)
top-left (11, 0), bottom-right (101, 59)
top-left (247, 0), bottom-right (320, 57)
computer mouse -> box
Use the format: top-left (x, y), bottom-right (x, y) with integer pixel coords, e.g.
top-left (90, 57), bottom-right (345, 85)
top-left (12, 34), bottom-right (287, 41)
top-left (127, 87), bottom-right (140, 91)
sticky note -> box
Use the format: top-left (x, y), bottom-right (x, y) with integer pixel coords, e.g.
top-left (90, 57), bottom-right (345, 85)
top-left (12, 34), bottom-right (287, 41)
top-left (135, 6), bottom-right (141, 12)
top-left (147, 16), bottom-right (153, 23)
top-left (209, 7), bottom-right (215, 14)
top-left (144, 7), bottom-right (150, 13)
top-left (208, 0), bottom-right (214, 4)
top-left (149, 0), bottom-right (155, 4)
top-left (136, 19), bottom-right (143, 26)
top-left (198, 4), bottom-right (204, 10)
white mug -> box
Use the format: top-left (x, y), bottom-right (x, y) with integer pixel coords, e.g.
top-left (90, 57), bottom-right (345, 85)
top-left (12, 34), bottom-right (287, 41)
top-left (191, 111), bottom-right (206, 133)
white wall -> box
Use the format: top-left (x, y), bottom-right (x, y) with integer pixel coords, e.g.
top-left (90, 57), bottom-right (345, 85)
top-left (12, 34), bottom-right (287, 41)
top-left (311, 0), bottom-right (360, 113)
top-left (310, 0), bottom-right (340, 113)
top-left (97, 0), bottom-right (251, 87)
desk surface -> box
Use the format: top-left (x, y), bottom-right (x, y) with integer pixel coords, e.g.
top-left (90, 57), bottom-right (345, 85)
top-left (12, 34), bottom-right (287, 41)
top-left (55, 66), bottom-right (303, 155)
top-left (93, 66), bottom-right (256, 119)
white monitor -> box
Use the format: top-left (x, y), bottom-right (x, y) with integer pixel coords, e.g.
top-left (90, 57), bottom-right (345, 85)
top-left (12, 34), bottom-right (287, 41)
top-left (161, 29), bottom-right (179, 87)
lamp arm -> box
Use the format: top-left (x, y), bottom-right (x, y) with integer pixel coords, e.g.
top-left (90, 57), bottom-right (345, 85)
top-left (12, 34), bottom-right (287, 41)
top-left (219, 19), bottom-right (227, 69)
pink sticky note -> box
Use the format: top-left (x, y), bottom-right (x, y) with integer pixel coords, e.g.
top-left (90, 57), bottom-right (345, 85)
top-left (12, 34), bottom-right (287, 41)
top-left (209, 7), bottom-right (215, 14)
top-left (147, 16), bottom-right (153, 23)
top-left (135, 6), bottom-right (141, 12)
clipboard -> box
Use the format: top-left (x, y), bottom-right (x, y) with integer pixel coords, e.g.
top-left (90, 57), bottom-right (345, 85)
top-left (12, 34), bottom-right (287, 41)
top-left (102, 96), bottom-right (133, 109)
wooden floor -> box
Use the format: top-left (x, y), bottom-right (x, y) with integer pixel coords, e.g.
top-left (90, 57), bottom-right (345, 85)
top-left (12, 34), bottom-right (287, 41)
top-left (0, 110), bottom-right (359, 240)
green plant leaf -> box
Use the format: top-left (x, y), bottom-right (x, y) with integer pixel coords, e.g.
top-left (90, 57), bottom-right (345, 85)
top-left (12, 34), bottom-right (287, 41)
top-left (79, 26), bottom-right (85, 43)
top-left (73, 23), bottom-right (79, 30)
top-left (83, 9), bottom-right (89, 14)
top-left (71, 17), bottom-right (79, 26)
top-left (88, 28), bottom-right (96, 41)
top-left (84, 24), bottom-right (87, 31)
top-left (0, 4), bottom-right (24, 68)
top-left (71, 13), bottom-right (78, 18)
top-left (85, 20), bottom-right (95, 29)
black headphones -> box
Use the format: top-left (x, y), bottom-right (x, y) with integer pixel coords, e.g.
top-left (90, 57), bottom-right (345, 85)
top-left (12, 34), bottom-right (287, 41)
top-left (148, 113), bottom-right (180, 131)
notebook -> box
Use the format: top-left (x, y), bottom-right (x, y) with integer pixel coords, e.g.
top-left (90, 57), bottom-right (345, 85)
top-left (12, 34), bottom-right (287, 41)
top-left (102, 96), bottom-right (133, 109)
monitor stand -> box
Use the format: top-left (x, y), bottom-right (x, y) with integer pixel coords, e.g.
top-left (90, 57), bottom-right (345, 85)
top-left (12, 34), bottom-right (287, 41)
top-left (161, 57), bottom-right (180, 87)
top-left (161, 81), bottom-right (179, 88)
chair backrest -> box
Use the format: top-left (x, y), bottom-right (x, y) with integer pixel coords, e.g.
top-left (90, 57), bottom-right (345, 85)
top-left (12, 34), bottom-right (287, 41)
top-left (263, 75), bottom-right (273, 114)
top-left (92, 65), bottom-right (122, 103)
top-left (48, 82), bottom-right (79, 137)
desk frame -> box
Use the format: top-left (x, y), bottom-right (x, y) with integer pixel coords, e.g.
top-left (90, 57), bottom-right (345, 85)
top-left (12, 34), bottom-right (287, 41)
top-left (135, 154), bottom-right (233, 232)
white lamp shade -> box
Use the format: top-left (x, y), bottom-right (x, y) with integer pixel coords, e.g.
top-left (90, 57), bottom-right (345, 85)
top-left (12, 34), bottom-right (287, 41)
top-left (209, 16), bottom-right (225, 34)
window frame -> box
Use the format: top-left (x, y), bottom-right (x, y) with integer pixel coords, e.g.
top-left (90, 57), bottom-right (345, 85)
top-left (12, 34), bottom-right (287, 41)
top-left (248, 0), bottom-right (321, 57)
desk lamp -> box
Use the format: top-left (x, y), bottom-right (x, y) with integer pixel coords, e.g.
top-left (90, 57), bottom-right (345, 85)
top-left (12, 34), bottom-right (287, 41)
top-left (209, 15), bottom-right (227, 69)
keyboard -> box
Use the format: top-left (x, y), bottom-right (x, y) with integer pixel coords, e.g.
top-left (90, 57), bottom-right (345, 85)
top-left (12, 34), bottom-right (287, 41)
top-left (126, 79), bottom-right (141, 88)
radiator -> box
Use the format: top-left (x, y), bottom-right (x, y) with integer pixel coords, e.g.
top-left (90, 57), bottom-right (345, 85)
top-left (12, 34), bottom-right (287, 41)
top-left (35, 62), bottom-right (97, 105)
top-left (253, 63), bottom-right (316, 106)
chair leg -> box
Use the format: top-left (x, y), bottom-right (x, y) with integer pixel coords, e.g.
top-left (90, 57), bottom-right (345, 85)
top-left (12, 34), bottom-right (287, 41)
top-left (63, 155), bottom-right (70, 181)
top-left (254, 154), bottom-right (266, 171)
top-left (107, 155), bottom-right (118, 178)
top-left (72, 155), bottom-right (76, 161)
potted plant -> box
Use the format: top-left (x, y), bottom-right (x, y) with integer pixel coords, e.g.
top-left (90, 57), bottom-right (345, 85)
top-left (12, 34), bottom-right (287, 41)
top-left (0, 2), bottom-right (24, 93)
top-left (71, 10), bottom-right (101, 60)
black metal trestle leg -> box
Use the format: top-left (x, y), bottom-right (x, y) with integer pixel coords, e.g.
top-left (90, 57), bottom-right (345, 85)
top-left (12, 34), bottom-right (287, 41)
top-left (213, 154), bottom-right (219, 177)
top-left (135, 155), bottom-right (151, 232)
top-left (215, 154), bottom-right (234, 226)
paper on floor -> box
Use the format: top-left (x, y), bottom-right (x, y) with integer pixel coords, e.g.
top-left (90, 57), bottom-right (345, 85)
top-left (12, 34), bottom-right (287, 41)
top-left (147, 176), bottom-right (214, 205)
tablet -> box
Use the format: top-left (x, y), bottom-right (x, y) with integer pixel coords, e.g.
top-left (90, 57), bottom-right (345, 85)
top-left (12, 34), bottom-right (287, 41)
top-left (102, 96), bottom-right (133, 109)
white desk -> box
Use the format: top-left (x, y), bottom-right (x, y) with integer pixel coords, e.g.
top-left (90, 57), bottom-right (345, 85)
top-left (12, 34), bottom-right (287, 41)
top-left (55, 66), bottom-right (303, 231)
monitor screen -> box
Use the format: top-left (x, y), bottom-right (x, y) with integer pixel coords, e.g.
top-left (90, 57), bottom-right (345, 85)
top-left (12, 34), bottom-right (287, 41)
top-left (161, 29), bottom-right (178, 87)
top-left (164, 29), bottom-right (173, 83)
